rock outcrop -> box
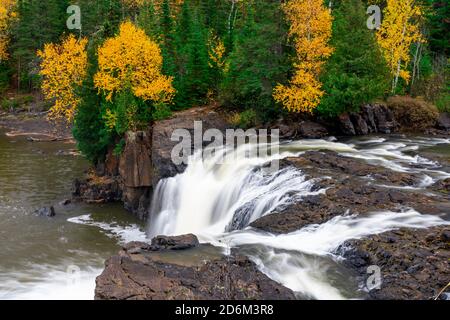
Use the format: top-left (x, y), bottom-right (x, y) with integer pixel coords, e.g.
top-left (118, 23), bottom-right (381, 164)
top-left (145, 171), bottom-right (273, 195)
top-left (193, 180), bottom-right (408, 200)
top-left (152, 107), bottom-right (230, 185)
top-left (251, 151), bottom-right (444, 234)
top-left (95, 235), bottom-right (296, 300)
top-left (73, 106), bottom-right (230, 219)
top-left (337, 104), bottom-right (399, 136)
top-left (119, 130), bottom-right (153, 220)
top-left (338, 226), bottom-right (450, 300)
top-left (72, 175), bottom-right (122, 204)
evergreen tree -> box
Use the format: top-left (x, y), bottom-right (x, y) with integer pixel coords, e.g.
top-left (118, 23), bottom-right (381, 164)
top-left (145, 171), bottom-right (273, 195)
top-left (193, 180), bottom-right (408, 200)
top-left (137, 0), bottom-right (160, 40)
top-left (317, 0), bottom-right (390, 117)
top-left (11, 0), bottom-right (68, 91)
top-left (221, 0), bottom-right (289, 121)
top-left (73, 41), bottom-right (112, 164)
top-left (424, 0), bottom-right (449, 55)
top-left (160, 0), bottom-right (176, 76)
top-left (173, 1), bottom-right (210, 108)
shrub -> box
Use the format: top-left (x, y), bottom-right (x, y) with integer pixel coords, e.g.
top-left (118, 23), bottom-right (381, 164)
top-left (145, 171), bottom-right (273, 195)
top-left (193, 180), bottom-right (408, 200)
top-left (228, 109), bottom-right (258, 129)
top-left (387, 96), bottom-right (439, 131)
top-left (435, 93), bottom-right (450, 113)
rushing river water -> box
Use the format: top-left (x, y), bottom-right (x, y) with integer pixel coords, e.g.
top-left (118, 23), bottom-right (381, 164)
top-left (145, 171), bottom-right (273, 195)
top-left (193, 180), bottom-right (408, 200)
top-left (0, 128), bottom-right (449, 300)
top-left (0, 129), bottom-right (145, 299)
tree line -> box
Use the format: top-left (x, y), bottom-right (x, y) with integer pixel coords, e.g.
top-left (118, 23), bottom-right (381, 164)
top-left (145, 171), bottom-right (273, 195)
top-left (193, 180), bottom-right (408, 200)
top-left (0, 0), bottom-right (448, 163)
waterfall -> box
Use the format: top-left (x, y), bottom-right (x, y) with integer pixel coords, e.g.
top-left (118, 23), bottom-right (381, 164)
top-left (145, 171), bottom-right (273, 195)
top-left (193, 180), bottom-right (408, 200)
top-left (147, 137), bottom-right (450, 300)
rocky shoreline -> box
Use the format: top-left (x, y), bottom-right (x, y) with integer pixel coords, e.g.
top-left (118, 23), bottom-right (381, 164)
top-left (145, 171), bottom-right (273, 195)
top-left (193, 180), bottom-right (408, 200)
top-left (95, 235), bottom-right (296, 300)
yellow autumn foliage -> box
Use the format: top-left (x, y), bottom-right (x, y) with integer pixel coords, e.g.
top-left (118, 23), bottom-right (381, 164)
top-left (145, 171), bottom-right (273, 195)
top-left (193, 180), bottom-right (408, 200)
top-left (94, 21), bottom-right (175, 104)
top-left (376, 0), bottom-right (424, 92)
top-left (0, 0), bottom-right (17, 61)
top-left (37, 35), bottom-right (88, 122)
top-left (208, 33), bottom-right (226, 71)
top-left (273, 0), bottom-right (333, 113)
top-left (121, 0), bottom-right (145, 8)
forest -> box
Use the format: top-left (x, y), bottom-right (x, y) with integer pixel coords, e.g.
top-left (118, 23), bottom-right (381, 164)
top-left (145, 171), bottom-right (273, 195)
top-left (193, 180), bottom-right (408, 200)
top-left (0, 0), bottom-right (448, 163)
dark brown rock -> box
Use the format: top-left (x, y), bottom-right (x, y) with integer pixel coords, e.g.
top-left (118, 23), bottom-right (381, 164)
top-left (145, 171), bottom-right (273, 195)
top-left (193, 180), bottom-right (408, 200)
top-left (119, 130), bottom-right (152, 188)
top-left (339, 226), bottom-right (450, 300)
top-left (95, 237), bottom-right (295, 300)
top-left (152, 106), bottom-right (230, 186)
top-left (151, 234), bottom-right (200, 250)
top-left (437, 113), bottom-right (450, 131)
top-left (72, 175), bottom-right (122, 204)
top-left (298, 121), bottom-right (328, 139)
top-left (373, 104), bottom-right (398, 134)
top-left (251, 151), bottom-right (443, 234)
top-left (350, 113), bottom-right (369, 135)
top-left (338, 113), bottom-right (356, 136)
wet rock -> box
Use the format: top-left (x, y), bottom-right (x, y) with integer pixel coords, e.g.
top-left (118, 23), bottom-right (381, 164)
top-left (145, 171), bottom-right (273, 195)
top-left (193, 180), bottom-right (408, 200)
top-left (373, 103), bottom-right (398, 134)
top-left (298, 121), bottom-right (328, 139)
top-left (72, 176), bottom-right (122, 204)
top-left (278, 123), bottom-right (298, 139)
top-left (431, 178), bottom-right (450, 197)
top-left (33, 206), bottom-right (55, 217)
top-left (361, 104), bottom-right (377, 133)
top-left (335, 104), bottom-right (399, 136)
top-left (338, 113), bottom-right (356, 136)
top-left (59, 199), bottom-right (71, 206)
top-left (95, 236), bottom-right (295, 300)
top-left (151, 234), bottom-right (200, 250)
top-left (436, 113), bottom-right (450, 131)
top-left (339, 226), bottom-right (450, 300)
top-left (350, 113), bottom-right (369, 135)
top-left (251, 151), bottom-right (443, 234)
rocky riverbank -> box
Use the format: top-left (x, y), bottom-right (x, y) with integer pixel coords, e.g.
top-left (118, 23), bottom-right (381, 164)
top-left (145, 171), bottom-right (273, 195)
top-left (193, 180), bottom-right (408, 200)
top-left (95, 234), bottom-right (296, 300)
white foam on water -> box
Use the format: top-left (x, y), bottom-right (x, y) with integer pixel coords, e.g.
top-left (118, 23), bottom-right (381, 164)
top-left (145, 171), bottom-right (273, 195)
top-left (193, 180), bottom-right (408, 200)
top-left (148, 136), bottom-right (450, 300)
top-left (68, 214), bottom-right (147, 244)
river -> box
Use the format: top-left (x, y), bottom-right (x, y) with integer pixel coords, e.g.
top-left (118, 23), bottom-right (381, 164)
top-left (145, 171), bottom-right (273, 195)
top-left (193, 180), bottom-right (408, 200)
top-left (0, 129), bottom-right (449, 299)
top-left (0, 129), bottom-right (146, 299)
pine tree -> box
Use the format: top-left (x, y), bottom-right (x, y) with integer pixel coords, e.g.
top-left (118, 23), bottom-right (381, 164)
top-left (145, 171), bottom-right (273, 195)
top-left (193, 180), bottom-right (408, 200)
top-left (317, 0), bottom-right (390, 117)
top-left (11, 0), bottom-right (68, 91)
top-left (423, 0), bottom-right (449, 55)
top-left (173, 1), bottom-right (210, 108)
top-left (73, 40), bottom-right (112, 164)
top-left (221, 0), bottom-right (289, 121)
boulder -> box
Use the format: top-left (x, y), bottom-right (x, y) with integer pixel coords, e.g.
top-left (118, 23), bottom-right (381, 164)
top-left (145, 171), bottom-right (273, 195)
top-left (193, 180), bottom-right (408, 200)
top-left (361, 104), bottom-right (377, 133)
top-left (33, 206), bottom-right (55, 217)
top-left (338, 113), bottom-right (356, 136)
top-left (373, 104), bottom-right (398, 134)
top-left (72, 176), bottom-right (122, 204)
top-left (298, 121), bottom-right (328, 139)
top-left (151, 234), bottom-right (200, 250)
top-left (437, 113), bottom-right (450, 131)
top-left (350, 113), bottom-right (369, 135)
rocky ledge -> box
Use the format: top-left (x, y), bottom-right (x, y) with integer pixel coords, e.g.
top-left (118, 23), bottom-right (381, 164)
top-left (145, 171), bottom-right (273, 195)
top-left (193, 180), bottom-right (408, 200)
top-left (95, 234), bottom-right (295, 300)
top-left (250, 150), bottom-right (450, 299)
top-left (251, 150), bottom-right (447, 233)
top-left (338, 226), bottom-right (450, 300)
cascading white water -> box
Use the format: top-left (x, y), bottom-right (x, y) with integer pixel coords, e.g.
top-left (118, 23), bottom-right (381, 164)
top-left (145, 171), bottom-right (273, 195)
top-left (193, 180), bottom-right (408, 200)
top-left (148, 137), bottom-right (450, 300)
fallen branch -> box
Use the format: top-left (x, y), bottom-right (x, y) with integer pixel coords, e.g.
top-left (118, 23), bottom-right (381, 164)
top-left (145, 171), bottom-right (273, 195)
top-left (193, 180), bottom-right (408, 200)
top-left (434, 282), bottom-right (450, 300)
